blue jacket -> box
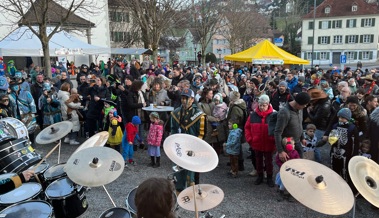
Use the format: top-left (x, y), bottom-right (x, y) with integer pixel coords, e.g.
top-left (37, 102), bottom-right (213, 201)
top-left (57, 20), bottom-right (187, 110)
top-left (287, 77), bottom-right (298, 92)
top-left (226, 128), bottom-right (242, 155)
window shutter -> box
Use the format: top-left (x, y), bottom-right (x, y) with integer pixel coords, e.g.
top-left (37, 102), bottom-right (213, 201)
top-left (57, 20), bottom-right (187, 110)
top-left (345, 35), bottom-right (349, 43)
top-left (354, 52), bottom-right (357, 59)
top-left (332, 21), bottom-right (336, 28)
top-left (328, 21), bottom-right (331, 28)
top-left (327, 36), bottom-right (331, 44)
top-left (316, 53), bottom-right (320, 60)
top-left (360, 35), bottom-right (363, 43)
top-left (308, 37), bottom-right (313, 44)
top-left (371, 35), bottom-right (374, 43)
top-left (318, 37), bottom-right (321, 44)
top-left (309, 21), bottom-right (314, 29)
top-left (326, 52), bottom-right (330, 60)
top-left (346, 20), bottom-right (349, 28)
top-left (353, 19), bottom-right (356, 27)
top-left (369, 51), bottom-right (373, 59)
top-left (319, 21), bottom-right (322, 29)
top-left (355, 35), bottom-right (359, 43)
top-left (358, 52), bottom-right (362, 60)
top-left (304, 52), bottom-right (307, 59)
top-left (372, 18), bottom-right (376, 27)
top-left (361, 19), bottom-right (365, 27)
top-left (339, 20), bottom-right (342, 27)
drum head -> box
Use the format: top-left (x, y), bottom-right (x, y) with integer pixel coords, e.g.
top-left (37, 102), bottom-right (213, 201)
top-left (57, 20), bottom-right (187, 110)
top-left (0, 200), bottom-right (52, 218)
top-left (99, 207), bottom-right (131, 218)
top-left (0, 173), bottom-right (16, 180)
top-left (43, 163), bottom-right (66, 180)
top-left (0, 183), bottom-right (42, 205)
top-left (29, 162), bottom-right (49, 174)
top-left (45, 177), bottom-right (74, 199)
top-left (125, 187), bottom-right (137, 214)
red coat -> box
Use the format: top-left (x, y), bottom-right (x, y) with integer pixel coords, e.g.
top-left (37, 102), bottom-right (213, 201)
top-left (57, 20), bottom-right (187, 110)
top-left (245, 105), bottom-right (276, 152)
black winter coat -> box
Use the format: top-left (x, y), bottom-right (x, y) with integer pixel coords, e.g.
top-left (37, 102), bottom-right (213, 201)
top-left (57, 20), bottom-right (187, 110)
top-left (124, 90), bottom-right (144, 123)
top-left (308, 98), bottom-right (331, 131)
top-left (86, 85), bottom-right (110, 119)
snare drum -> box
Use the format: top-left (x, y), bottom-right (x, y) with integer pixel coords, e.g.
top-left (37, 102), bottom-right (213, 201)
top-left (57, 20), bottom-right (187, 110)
top-left (0, 200), bottom-right (53, 218)
top-left (99, 207), bottom-right (131, 218)
top-left (0, 137), bottom-right (41, 173)
top-left (0, 117), bottom-right (29, 139)
top-left (125, 187), bottom-right (178, 216)
top-left (0, 182), bottom-right (42, 208)
top-left (43, 163), bottom-right (66, 186)
top-left (28, 162), bottom-right (49, 189)
top-left (45, 177), bottom-right (88, 218)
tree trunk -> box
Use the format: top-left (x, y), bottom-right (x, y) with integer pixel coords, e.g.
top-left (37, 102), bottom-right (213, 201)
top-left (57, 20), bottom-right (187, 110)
top-left (42, 42), bottom-right (52, 79)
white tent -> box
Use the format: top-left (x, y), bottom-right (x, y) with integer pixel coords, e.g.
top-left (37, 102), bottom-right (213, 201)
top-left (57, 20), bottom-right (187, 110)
top-left (0, 26), bottom-right (110, 56)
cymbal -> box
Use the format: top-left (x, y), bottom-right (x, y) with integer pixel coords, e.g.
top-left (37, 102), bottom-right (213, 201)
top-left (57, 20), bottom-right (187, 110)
top-left (163, 134), bottom-right (218, 173)
top-left (35, 121), bottom-right (73, 144)
top-left (73, 131), bottom-right (109, 154)
top-left (280, 159), bottom-right (354, 215)
top-left (64, 147), bottom-right (124, 187)
top-left (177, 184), bottom-right (224, 211)
top-left (348, 156), bottom-right (379, 207)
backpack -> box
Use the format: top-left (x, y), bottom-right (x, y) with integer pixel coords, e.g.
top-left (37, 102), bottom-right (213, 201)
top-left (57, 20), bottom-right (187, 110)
top-left (232, 104), bottom-right (249, 143)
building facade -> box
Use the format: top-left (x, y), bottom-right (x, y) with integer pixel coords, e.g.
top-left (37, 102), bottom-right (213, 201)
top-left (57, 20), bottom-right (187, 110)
top-left (301, 0), bottom-right (379, 66)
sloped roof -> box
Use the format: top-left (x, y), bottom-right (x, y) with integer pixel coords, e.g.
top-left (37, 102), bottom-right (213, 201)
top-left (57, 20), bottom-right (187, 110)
top-left (303, 0), bottom-right (379, 19)
top-left (187, 28), bottom-right (201, 42)
top-left (19, 0), bottom-right (95, 28)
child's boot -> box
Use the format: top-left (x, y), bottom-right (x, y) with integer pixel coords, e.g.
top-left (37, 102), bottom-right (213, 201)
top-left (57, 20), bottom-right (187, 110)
top-left (267, 174), bottom-right (275, 187)
top-left (254, 173), bottom-right (264, 185)
top-left (149, 156), bottom-right (155, 167)
top-left (153, 157), bottom-right (160, 168)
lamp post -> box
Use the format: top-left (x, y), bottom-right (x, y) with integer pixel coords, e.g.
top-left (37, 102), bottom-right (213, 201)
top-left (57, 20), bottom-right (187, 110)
top-left (194, 44), bottom-right (197, 66)
top-left (311, 0), bottom-right (316, 68)
top-left (217, 49), bottom-right (222, 64)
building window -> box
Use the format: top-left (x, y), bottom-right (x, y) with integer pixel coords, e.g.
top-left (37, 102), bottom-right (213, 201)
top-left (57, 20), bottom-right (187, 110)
top-left (306, 52), bottom-right (314, 60)
top-left (346, 52), bottom-right (356, 60)
top-left (308, 21), bottom-right (314, 29)
top-left (318, 36), bottom-right (330, 44)
top-left (346, 19), bottom-right (356, 28)
top-left (325, 7), bottom-right (330, 14)
top-left (352, 5), bottom-right (357, 12)
top-left (320, 52), bottom-right (328, 60)
top-left (347, 35), bottom-right (358, 44)
top-left (362, 51), bottom-right (370, 59)
top-left (362, 18), bottom-right (375, 27)
top-left (332, 20), bottom-right (342, 28)
top-left (307, 37), bottom-right (313, 45)
top-left (110, 31), bottom-right (130, 42)
top-left (109, 11), bottom-right (129, 23)
top-left (333, 35), bottom-right (342, 44)
top-left (362, 34), bottom-right (372, 43)
top-left (321, 21), bottom-right (330, 29)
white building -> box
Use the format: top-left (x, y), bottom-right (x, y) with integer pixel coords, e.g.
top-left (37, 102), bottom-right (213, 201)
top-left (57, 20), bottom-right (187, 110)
top-left (301, 0), bottom-right (379, 66)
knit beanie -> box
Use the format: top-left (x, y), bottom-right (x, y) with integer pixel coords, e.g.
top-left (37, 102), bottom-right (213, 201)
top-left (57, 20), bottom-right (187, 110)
top-left (279, 81), bottom-right (288, 88)
top-left (337, 108), bottom-right (352, 120)
top-left (258, 94), bottom-right (270, 104)
top-left (213, 93), bottom-right (223, 103)
top-left (132, 116), bottom-right (141, 125)
top-left (150, 112), bottom-right (160, 119)
top-left (229, 91), bottom-right (240, 102)
top-left (294, 92), bottom-right (311, 106)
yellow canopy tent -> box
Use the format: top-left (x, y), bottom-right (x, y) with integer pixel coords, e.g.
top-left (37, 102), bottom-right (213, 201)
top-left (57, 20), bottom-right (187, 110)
top-left (224, 40), bottom-right (309, 65)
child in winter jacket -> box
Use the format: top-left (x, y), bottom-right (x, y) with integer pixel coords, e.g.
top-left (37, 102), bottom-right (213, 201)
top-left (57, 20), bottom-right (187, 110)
top-left (106, 108), bottom-right (123, 152)
top-left (224, 120), bottom-right (242, 178)
top-left (146, 112), bottom-right (164, 168)
top-left (211, 93), bottom-right (228, 135)
top-left (122, 116), bottom-right (142, 166)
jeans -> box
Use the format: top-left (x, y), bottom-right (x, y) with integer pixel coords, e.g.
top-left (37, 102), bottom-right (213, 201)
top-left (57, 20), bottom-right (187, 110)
top-left (122, 143), bottom-right (134, 161)
top-left (314, 129), bottom-right (325, 163)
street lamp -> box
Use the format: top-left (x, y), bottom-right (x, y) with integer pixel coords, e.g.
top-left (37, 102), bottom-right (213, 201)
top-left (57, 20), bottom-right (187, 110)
top-left (311, 0), bottom-right (316, 68)
top-left (217, 49), bottom-right (222, 63)
top-left (194, 44), bottom-right (197, 66)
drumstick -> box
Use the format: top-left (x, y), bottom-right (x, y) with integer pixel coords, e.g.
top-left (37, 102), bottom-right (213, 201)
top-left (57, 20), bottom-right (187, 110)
top-left (31, 141), bottom-right (61, 171)
top-left (33, 172), bottom-right (42, 184)
top-left (193, 185), bottom-right (199, 218)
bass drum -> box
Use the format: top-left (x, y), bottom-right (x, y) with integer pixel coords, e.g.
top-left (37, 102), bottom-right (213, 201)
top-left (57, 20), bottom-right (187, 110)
top-left (0, 137), bottom-right (41, 173)
top-left (0, 117), bottom-right (29, 139)
top-left (99, 207), bottom-right (131, 218)
top-left (0, 200), bottom-right (53, 218)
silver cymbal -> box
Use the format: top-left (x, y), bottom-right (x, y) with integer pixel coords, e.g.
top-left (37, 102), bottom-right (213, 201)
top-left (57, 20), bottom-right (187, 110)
top-left (35, 121), bottom-right (73, 144)
top-left (73, 131), bottom-right (109, 154)
top-left (177, 184), bottom-right (224, 211)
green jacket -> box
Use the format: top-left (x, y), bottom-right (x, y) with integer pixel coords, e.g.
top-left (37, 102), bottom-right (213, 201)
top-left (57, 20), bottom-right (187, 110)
top-left (170, 104), bottom-right (206, 139)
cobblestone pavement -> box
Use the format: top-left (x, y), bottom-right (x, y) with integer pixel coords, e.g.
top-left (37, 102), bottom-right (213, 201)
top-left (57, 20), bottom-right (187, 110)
top-left (30, 135), bottom-right (377, 218)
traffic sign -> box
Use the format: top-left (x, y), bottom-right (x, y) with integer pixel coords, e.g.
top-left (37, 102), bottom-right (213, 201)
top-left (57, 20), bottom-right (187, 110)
top-left (340, 55), bottom-right (346, 64)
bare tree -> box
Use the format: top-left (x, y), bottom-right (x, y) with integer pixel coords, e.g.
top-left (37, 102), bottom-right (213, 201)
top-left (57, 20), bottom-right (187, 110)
top-left (0, 0), bottom-right (102, 78)
top-left (119, 0), bottom-right (189, 65)
top-left (219, 0), bottom-right (271, 54)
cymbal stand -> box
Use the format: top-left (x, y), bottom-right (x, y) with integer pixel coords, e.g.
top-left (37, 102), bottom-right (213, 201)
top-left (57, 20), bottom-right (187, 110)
top-left (103, 185), bottom-right (117, 207)
top-left (199, 211), bottom-right (226, 218)
top-left (352, 193), bottom-right (360, 218)
top-left (57, 139), bottom-right (61, 164)
top-left (193, 185), bottom-right (199, 218)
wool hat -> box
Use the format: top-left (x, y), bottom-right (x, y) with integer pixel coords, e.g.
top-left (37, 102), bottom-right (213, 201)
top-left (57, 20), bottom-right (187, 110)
top-left (294, 92), bottom-right (311, 106)
top-left (306, 124), bottom-right (316, 130)
top-left (337, 108), bottom-right (352, 120)
top-left (278, 81), bottom-right (288, 88)
top-left (345, 96), bottom-right (360, 105)
top-left (229, 91), bottom-right (240, 102)
top-left (258, 94), bottom-right (270, 104)
top-left (250, 78), bottom-right (260, 88)
top-left (0, 76), bottom-right (9, 91)
top-left (150, 112), bottom-right (160, 119)
top-left (180, 88), bottom-right (194, 98)
top-left (298, 76), bottom-right (305, 83)
top-left (213, 93), bottom-right (223, 103)
top-left (132, 116), bottom-right (141, 125)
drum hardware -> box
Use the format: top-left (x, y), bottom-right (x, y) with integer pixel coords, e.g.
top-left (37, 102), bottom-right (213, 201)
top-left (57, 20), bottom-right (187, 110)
top-left (167, 165), bottom-right (184, 183)
top-left (99, 207), bottom-right (131, 218)
top-left (65, 147), bottom-right (124, 187)
top-left (280, 159), bottom-right (354, 216)
top-left (103, 185), bottom-right (117, 208)
top-left (177, 184), bottom-right (224, 212)
top-left (348, 156), bottom-right (379, 218)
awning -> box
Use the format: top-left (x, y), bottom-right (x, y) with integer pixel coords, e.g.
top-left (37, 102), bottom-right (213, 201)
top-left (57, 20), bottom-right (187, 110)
top-left (0, 26), bottom-right (110, 56)
top-left (111, 48), bottom-right (153, 55)
top-left (224, 40), bottom-right (309, 65)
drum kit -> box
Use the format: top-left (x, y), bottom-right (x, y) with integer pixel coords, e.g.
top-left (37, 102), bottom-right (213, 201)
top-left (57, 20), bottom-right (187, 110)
top-left (0, 120), bottom-right (131, 218)
top-left (280, 157), bottom-right (379, 217)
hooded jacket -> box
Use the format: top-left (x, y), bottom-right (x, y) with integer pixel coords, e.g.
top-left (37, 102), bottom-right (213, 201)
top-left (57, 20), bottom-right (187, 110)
top-left (369, 107), bottom-right (379, 163)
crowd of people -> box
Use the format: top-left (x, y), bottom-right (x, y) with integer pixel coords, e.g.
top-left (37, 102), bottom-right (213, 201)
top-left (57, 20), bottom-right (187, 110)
top-left (0, 56), bottom-right (379, 211)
